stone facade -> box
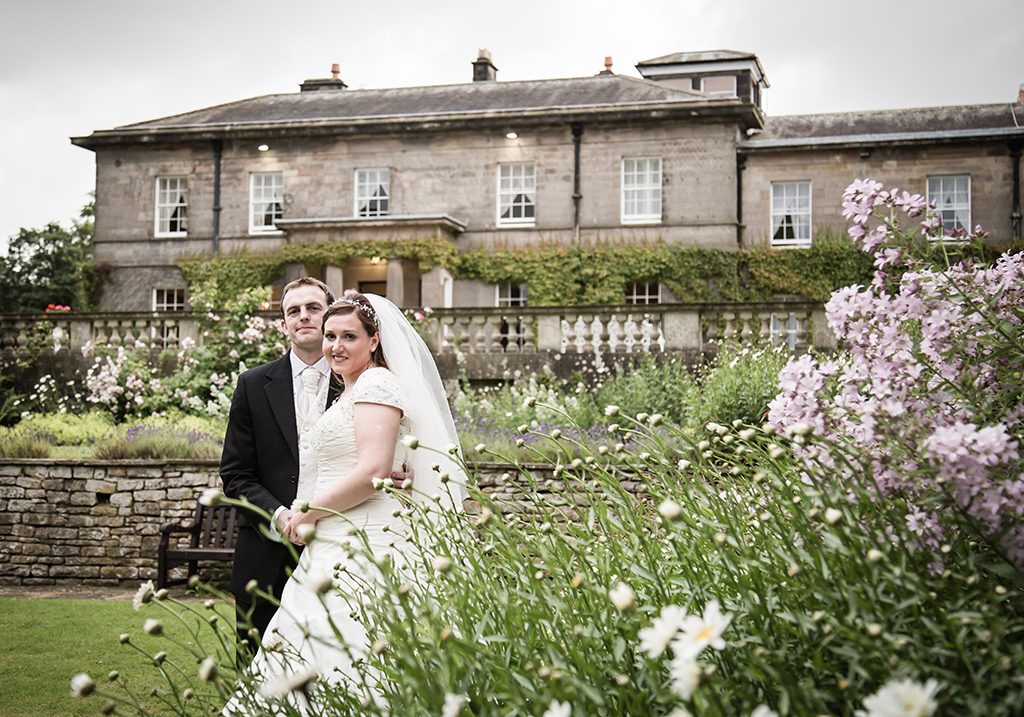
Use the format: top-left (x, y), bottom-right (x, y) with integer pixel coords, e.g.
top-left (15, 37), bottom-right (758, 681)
top-left (0, 459), bottom-right (637, 586)
top-left (74, 50), bottom-right (1024, 311)
top-left (740, 141), bottom-right (1021, 247)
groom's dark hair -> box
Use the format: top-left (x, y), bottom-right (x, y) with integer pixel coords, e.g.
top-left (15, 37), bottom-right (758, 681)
top-left (280, 277), bottom-right (335, 315)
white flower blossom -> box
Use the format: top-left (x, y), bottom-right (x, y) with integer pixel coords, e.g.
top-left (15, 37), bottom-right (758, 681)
top-left (198, 657), bottom-right (218, 682)
top-left (260, 668), bottom-right (319, 699)
top-left (608, 582), bottom-right (636, 612)
top-left (824, 507), bottom-right (843, 524)
top-left (638, 604), bottom-right (688, 658)
top-left (143, 618), bottom-right (163, 635)
top-left (669, 654), bottom-right (700, 700)
top-left (658, 499), bottom-right (682, 521)
top-left (857, 678), bottom-right (940, 717)
top-left (543, 700), bottom-right (571, 717)
top-left (70, 673), bottom-right (95, 697)
top-left (198, 488), bottom-right (223, 506)
top-left (441, 692), bottom-right (467, 717)
top-left (132, 580), bottom-right (155, 610)
top-left (751, 706), bottom-right (779, 717)
top-left (671, 599), bottom-right (732, 658)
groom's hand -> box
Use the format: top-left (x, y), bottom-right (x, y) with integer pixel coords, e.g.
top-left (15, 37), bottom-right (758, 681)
top-left (277, 508), bottom-right (302, 544)
top-left (389, 462), bottom-right (414, 490)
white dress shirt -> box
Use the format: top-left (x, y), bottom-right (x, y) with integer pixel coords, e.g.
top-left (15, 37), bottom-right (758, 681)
top-left (272, 354), bottom-right (330, 534)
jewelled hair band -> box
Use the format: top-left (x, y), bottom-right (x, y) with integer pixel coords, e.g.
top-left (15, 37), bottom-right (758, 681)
top-left (331, 297), bottom-right (380, 328)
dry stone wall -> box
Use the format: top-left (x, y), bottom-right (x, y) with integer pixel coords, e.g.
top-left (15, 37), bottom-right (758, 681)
top-left (0, 459), bottom-right (623, 586)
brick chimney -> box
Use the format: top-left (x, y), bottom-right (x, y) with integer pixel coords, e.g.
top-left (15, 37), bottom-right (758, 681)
top-left (473, 49), bottom-right (498, 82)
top-left (598, 56), bottom-right (614, 75)
top-left (300, 63), bottom-right (348, 92)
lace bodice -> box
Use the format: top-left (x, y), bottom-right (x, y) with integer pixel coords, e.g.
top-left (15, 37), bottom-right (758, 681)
top-left (298, 367), bottom-right (409, 507)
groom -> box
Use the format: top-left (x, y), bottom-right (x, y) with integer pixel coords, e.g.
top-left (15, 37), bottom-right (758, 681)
top-left (220, 277), bottom-right (339, 654)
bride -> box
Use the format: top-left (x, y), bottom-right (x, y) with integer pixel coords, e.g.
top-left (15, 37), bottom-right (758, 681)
top-left (224, 292), bottom-right (466, 714)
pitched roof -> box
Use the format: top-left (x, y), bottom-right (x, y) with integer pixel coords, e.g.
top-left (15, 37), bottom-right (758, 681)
top-left (117, 75), bottom-right (708, 131)
top-left (742, 102), bottom-right (1024, 149)
top-left (637, 50), bottom-right (758, 66)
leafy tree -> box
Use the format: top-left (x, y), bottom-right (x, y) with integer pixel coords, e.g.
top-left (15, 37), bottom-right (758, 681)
top-left (0, 202), bottom-right (96, 312)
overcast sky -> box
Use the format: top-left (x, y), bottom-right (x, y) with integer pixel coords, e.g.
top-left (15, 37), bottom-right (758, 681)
top-left (1, 0), bottom-right (1022, 251)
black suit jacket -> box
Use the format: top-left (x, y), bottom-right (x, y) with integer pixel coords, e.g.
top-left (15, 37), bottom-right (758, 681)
top-left (219, 352), bottom-right (339, 599)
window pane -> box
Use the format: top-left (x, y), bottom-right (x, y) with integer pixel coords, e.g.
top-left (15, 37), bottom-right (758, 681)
top-left (356, 168), bottom-right (390, 217)
top-left (251, 173), bottom-right (283, 231)
top-left (156, 177), bottom-right (188, 235)
top-left (927, 175), bottom-right (970, 234)
top-left (770, 181), bottom-right (811, 246)
top-left (497, 163), bottom-right (536, 225)
top-left (622, 157), bottom-right (662, 223)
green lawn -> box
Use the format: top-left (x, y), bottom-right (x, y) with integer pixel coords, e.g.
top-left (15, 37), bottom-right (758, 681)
top-left (0, 596), bottom-right (235, 717)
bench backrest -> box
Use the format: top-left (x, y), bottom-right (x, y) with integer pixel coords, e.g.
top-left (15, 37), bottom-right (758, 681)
top-left (193, 504), bottom-right (239, 549)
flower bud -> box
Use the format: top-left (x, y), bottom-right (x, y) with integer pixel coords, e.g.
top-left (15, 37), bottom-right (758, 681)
top-left (658, 499), bottom-right (682, 520)
top-left (608, 582), bottom-right (635, 612)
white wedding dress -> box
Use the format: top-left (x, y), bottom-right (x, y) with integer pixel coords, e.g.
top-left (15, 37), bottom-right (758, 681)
top-left (225, 367), bottom-right (410, 714)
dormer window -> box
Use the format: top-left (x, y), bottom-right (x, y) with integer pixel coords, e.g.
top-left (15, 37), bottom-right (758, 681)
top-left (701, 75), bottom-right (737, 97)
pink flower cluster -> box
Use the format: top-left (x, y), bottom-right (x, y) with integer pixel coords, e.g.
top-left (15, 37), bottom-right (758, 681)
top-left (770, 179), bottom-right (1024, 564)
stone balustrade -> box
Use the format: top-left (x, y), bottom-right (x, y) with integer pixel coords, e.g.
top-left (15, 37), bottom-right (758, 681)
top-left (0, 311), bottom-right (201, 353)
top-left (423, 301), bottom-right (831, 357)
top-left (0, 303), bottom-right (832, 389)
top-left (0, 302), bottom-right (832, 358)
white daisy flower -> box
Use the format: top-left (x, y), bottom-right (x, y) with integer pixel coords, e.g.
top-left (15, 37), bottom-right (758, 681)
top-left (638, 604), bottom-right (688, 658)
top-left (668, 654), bottom-right (700, 700)
top-left (671, 599), bottom-right (732, 658)
top-left (857, 677), bottom-right (940, 717)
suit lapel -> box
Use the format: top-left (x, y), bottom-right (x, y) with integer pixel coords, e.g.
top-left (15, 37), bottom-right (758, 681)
top-left (326, 376), bottom-right (342, 409)
top-left (265, 353), bottom-right (299, 464)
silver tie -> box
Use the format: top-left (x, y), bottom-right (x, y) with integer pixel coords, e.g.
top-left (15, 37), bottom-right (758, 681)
top-left (298, 366), bottom-right (321, 425)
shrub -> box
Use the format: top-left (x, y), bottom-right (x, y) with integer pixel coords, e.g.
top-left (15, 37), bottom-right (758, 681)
top-left (684, 343), bottom-right (791, 428)
top-left (14, 411), bottom-right (114, 446)
top-left (593, 355), bottom-right (697, 427)
top-left (0, 431), bottom-right (52, 458)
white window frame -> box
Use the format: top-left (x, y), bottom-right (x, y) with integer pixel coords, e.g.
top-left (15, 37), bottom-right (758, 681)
top-left (626, 281), bottom-right (661, 305)
top-left (496, 282), bottom-right (528, 307)
top-left (621, 157), bottom-right (662, 225)
top-left (496, 163), bottom-right (536, 227)
top-left (770, 181), bottom-right (812, 248)
top-left (354, 168), bottom-right (390, 217)
top-left (154, 177), bottom-right (188, 237)
top-left (701, 75), bottom-right (737, 97)
top-left (249, 172), bottom-right (284, 234)
top-left (927, 175), bottom-right (971, 236)
top-left (153, 288), bottom-right (187, 312)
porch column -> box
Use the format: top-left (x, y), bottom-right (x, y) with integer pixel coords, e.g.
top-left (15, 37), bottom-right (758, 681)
top-left (386, 256), bottom-right (406, 308)
top-left (420, 266), bottom-right (453, 309)
top-left (324, 264), bottom-right (344, 299)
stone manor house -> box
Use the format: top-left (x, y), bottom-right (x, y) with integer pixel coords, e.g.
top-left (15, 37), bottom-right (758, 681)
top-left (73, 50), bottom-right (1024, 312)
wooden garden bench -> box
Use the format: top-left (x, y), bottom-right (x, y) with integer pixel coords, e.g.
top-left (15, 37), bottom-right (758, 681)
top-left (157, 502), bottom-right (238, 588)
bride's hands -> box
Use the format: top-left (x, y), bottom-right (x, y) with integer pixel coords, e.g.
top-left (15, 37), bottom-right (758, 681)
top-left (281, 509), bottom-right (319, 545)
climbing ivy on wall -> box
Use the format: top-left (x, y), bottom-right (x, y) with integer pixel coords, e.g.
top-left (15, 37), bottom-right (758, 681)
top-left (178, 234), bottom-right (875, 307)
top-left (456, 235), bottom-right (873, 304)
top-left (177, 239), bottom-right (460, 307)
